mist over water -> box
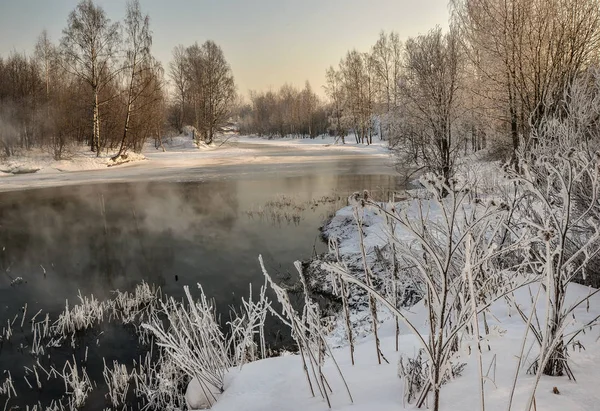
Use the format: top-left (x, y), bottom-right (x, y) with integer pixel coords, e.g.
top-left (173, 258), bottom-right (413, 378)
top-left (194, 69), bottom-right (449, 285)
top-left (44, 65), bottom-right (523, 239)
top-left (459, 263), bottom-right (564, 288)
top-left (0, 170), bottom-right (401, 409)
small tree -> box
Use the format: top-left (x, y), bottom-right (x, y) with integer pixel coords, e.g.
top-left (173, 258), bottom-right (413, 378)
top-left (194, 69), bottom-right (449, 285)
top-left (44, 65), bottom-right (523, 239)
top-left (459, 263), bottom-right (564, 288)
top-left (169, 45), bottom-right (188, 134)
top-left (324, 66), bottom-right (346, 143)
top-left (115, 0), bottom-right (159, 158)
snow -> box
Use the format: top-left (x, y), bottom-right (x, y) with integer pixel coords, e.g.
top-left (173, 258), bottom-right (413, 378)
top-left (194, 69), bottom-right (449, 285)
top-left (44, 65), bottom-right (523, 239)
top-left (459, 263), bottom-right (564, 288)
top-left (322, 198), bottom-right (443, 256)
top-left (236, 134), bottom-right (390, 154)
top-left (0, 147), bottom-right (147, 175)
top-left (186, 377), bottom-right (223, 410)
top-left (188, 281), bottom-right (600, 411)
top-left (187, 173), bottom-right (600, 411)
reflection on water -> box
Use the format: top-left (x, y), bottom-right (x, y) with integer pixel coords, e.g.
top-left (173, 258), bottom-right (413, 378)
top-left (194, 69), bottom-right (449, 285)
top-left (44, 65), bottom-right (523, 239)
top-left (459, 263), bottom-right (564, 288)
top-left (0, 173), bottom-right (401, 409)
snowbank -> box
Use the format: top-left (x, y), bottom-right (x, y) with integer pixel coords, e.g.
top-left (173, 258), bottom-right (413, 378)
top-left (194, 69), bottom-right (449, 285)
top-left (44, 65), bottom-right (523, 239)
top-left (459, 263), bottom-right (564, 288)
top-left (159, 134), bottom-right (216, 151)
top-left (186, 377), bottom-right (223, 409)
top-left (0, 147), bottom-right (147, 175)
top-left (191, 181), bottom-right (600, 410)
top-left (195, 282), bottom-right (600, 411)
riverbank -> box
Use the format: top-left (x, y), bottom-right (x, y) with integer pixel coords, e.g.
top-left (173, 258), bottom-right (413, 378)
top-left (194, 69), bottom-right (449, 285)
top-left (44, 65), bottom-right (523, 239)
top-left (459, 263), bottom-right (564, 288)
top-left (0, 134), bottom-right (388, 176)
top-left (0, 134), bottom-right (394, 192)
top-left (203, 280), bottom-right (600, 411)
top-left (198, 157), bottom-right (600, 411)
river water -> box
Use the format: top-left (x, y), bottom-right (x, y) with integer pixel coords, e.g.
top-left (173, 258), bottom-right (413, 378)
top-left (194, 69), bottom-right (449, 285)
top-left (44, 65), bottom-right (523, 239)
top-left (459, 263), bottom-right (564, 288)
top-left (0, 142), bottom-right (402, 409)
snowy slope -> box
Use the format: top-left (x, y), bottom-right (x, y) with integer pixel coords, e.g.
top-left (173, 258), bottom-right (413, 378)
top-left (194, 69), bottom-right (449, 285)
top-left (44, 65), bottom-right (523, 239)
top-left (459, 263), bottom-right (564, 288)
top-left (201, 282), bottom-right (600, 411)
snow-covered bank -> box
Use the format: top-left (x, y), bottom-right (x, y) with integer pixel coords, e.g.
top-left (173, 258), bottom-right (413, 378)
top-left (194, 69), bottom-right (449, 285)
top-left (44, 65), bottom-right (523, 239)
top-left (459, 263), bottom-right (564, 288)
top-left (0, 147), bottom-right (147, 176)
top-left (201, 169), bottom-right (600, 411)
top-left (199, 281), bottom-right (600, 411)
top-left (236, 134), bottom-right (390, 154)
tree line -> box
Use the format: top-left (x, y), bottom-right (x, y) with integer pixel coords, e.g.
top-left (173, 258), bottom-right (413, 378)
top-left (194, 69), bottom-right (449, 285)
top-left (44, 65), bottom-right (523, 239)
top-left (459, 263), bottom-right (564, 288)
top-left (0, 0), bottom-right (236, 160)
top-left (3, 0), bottom-right (599, 169)
top-left (237, 82), bottom-right (328, 138)
top-left (319, 0), bottom-right (600, 182)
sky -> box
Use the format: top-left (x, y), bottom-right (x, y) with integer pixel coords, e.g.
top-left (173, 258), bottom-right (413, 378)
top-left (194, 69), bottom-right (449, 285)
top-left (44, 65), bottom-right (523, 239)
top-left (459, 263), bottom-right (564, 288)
top-left (0, 0), bottom-right (449, 98)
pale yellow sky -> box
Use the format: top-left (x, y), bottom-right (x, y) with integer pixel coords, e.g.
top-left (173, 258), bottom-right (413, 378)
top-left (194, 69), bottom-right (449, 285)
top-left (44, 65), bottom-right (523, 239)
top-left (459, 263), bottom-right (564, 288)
top-left (0, 0), bottom-right (450, 98)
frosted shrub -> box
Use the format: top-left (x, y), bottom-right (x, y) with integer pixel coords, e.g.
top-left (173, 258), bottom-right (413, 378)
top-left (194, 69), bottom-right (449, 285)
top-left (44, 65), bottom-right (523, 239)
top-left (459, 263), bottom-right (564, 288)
top-left (58, 357), bottom-right (93, 409)
top-left (133, 352), bottom-right (188, 411)
top-left (398, 350), bottom-right (466, 406)
top-left (53, 292), bottom-right (106, 337)
top-left (111, 281), bottom-right (160, 323)
top-left (102, 359), bottom-right (132, 408)
top-left (227, 280), bottom-right (270, 367)
top-left (502, 81), bottom-right (600, 407)
top-left (142, 285), bottom-right (230, 408)
top-left (325, 180), bottom-right (533, 411)
top-left (260, 256), bottom-right (353, 408)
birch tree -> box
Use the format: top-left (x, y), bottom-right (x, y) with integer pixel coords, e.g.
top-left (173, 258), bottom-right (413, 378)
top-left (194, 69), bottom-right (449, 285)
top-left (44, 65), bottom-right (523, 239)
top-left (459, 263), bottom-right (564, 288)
top-left (61, 0), bottom-right (121, 154)
top-left (115, 0), bottom-right (155, 157)
top-left (169, 45), bottom-right (188, 133)
top-left (34, 30), bottom-right (56, 111)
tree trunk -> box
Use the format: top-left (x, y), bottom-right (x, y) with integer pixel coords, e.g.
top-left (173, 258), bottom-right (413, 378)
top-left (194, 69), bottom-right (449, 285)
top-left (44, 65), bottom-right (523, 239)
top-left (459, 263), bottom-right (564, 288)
top-left (93, 88), bottom-right (100, 154)
top-left (207, 127), bottom-right (213, 145)
top-left (179, 97), bottom-right (185, 133)
top-left (117, 105), bottom-right (132, 157)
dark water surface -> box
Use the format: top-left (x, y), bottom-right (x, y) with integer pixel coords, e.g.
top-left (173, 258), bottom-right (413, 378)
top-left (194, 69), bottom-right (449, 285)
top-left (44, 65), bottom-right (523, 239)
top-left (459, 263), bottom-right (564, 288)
top-left (0, 153), bottom-right (402, 409)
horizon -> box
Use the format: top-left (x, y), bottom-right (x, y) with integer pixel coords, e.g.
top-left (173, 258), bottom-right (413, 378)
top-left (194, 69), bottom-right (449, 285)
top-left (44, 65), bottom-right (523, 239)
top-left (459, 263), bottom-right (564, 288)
top-left (0, 0), bottom-right (449, 98)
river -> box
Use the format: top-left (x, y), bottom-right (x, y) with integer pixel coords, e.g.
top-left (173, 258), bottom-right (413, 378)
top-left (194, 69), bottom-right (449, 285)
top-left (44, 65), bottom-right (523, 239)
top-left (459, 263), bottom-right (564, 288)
top-left (0, 141), bottom-right (402, 409)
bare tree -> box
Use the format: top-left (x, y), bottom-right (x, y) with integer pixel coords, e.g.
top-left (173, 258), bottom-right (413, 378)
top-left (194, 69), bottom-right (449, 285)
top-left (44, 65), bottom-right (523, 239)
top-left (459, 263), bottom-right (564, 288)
top-left (169, 44), bottom-right (188, 133)
top-left (34, 30), bottom-right (56, 111)
top-left (504, 74), bottom-right (600, 385)
top-left (199, 41), bottom-right (236, 144)
top-left (398, 26), bottom-right (463, 187)
top-left (340, 50), bottom-right (373, 144)
top-left (452, 0), bottom-right (600, 159)
top-left (371, 31), bottom-right (402, 113)
top-left (115, 0), bottom-right (157, 158)
top-left (61, 0), bottom-right (121, 155)
top-left (180, 41), bottom-right (235, 144)
top-left (324, 66), bottom-right (346, 143)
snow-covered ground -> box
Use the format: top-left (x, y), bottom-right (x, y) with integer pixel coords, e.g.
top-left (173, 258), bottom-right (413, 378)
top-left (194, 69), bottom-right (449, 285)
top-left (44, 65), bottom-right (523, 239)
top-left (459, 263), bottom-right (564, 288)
top-left (0, 147), bottom-right (147, 176)
top-left (191, 163), bottom-right (600, 411)
top-left (199, 281), bottom-right (600, 411)
top-left (236, 134), bottom-right (390, 154)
